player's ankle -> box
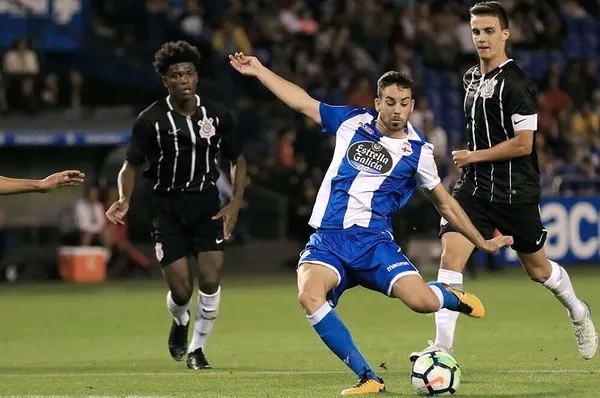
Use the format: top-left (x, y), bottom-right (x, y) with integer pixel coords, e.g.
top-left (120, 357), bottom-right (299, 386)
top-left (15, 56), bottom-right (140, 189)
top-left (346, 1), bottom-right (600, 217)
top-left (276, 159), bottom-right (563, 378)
top-left (362, 368), bottom-right (378, 380)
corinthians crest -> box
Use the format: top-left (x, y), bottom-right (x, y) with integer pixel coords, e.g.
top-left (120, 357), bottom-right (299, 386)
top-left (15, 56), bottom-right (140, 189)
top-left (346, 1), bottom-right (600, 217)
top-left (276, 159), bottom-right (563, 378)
top-left (479, 77), bottom-right (498, 99)
top-left (198, 117), bottom-right (216, 139)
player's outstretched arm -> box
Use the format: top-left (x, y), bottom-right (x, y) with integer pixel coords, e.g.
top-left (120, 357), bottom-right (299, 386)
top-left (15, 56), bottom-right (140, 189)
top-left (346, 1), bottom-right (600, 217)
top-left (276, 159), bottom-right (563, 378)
top-left (423, 184), bottom-right (514, 253)
top-left (229, 52), bottom-right (321, 124)
top-left (105, 161), bottom-right (135, 225)
top-left (0, 170), bottom-right (85, 195)
top-left (452, 130), bottom-right (533, 167)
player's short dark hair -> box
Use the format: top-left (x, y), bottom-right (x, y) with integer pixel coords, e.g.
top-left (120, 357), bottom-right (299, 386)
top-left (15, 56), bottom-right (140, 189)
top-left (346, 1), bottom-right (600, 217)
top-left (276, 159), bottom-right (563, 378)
top-left (469, 1), bottom-right (509, 30)
top-left (376, 71), bottom-right (413, 98)
top-left (153, 41), bottom-right (201, 76)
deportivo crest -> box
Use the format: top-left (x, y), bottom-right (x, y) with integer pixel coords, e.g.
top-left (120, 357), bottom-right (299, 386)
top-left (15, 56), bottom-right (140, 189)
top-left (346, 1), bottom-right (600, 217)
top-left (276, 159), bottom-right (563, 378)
top-left (401, 141), bottom-right (413, 156)
top-left (198, 117), bottom-right (216, 139)
top-left (479, 77), bottom-right (498, 99)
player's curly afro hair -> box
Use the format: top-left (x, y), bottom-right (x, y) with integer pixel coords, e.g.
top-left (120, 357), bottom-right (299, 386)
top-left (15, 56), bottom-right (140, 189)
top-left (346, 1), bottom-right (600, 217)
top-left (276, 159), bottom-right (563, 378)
top-left (153, 41), bottom-right (201, 77)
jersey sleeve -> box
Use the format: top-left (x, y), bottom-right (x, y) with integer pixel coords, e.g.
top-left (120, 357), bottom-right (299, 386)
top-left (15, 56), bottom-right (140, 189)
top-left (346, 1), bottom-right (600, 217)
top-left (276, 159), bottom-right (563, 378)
top-left (126, 117), bottom-right (153, 166)
top-left (319, 103), bottom-right (355, 135)
top-left (217, 106), bottom-right (243, 161)
top-left (416, 142), bottom-right (441, 190)
top-left (504, 79), bottom-right (538, 132)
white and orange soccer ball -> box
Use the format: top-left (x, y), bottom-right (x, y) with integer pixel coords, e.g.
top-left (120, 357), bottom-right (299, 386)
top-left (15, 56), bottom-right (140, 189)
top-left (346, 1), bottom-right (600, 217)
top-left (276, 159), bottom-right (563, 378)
top-left (411, 351), bottom-right (461, 396)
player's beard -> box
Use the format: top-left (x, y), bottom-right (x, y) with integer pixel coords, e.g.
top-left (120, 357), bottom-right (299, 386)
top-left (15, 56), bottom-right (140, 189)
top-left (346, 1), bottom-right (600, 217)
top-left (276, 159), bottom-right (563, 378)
top-left (388, 118), bottom-right (406, 134)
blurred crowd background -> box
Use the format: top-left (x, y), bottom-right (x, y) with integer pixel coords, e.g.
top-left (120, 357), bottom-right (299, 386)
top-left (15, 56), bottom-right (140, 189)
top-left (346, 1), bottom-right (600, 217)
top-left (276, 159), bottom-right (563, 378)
top-left (0, 0), bottom-right (598, 280)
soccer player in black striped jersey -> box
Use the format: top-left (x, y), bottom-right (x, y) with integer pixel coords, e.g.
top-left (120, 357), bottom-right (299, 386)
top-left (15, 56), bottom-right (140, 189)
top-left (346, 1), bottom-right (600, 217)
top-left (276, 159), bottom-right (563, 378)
top-left (105, 41), bottom-right (247, 369)
top-left (410, 1), bottom-right (597, 362)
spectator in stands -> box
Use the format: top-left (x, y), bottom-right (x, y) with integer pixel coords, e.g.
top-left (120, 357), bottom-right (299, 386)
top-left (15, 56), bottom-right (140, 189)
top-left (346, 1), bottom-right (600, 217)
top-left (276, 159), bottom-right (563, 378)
top-left (179, 0), bottom-right (208, 43)
top-left (212, 15), bottom-right (252, 56)
top-left (63, 185), bottom-right (110, 249)
top-left (2, 38), bottom-right (39, 114)
top-left (68, 70), bottom-right (84, 115)
top-left (541, 74), bottom-right (572, 122)
top-left (277, 127), bottom-right (296, 170)
top-left (561, 0), bottom-right (589, 17)
top-left (410, 96), bottom-right (434, 130)
top-left (422, 115), bottom-right (448, 164)
top-left (347, 75), bottom-right (375, 109)
top-left (40, 73), bottom-right (60, 110)
top-left (562, 62), bottom-right (587, 109)
top-left (572, 102), bottom-right (600, 142)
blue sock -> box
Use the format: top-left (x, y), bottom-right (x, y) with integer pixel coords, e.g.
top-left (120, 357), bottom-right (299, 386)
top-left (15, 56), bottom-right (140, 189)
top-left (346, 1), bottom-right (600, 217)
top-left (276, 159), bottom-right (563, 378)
top-left (308, 303), bottom-right (377, 379)
top-left (427, 281), bottom-right (460, 310)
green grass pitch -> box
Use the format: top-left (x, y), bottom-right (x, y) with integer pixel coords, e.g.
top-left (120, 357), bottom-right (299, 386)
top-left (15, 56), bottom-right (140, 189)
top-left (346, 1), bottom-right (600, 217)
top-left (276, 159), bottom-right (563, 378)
top-left (1, 268), bottom-right (599, 397)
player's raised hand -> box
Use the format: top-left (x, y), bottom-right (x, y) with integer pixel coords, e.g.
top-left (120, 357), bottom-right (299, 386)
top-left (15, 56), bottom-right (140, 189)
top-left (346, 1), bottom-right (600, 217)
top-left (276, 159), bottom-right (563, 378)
top-left (39, 170), bottom-right (85, 192)
top-left (105, 198), bottom-right (129, 225)
top-left (229, 52), bottom-right (263, 77)
top-left (480, 235), bottom-right (514, 253)
top-left (212, 199), bottom-right (242, 241)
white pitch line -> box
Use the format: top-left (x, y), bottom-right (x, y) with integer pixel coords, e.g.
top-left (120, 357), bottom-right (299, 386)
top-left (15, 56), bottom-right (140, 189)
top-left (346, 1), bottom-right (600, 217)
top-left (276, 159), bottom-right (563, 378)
top-left (0, 369), bottom-right (593, 378)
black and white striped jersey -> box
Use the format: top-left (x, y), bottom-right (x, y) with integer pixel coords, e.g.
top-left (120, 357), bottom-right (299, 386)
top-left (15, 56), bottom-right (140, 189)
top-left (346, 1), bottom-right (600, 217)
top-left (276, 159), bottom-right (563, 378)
top-left (126, 94), bottom-right (240, 192)
top-left (454, 59), bottom-right (541, 204)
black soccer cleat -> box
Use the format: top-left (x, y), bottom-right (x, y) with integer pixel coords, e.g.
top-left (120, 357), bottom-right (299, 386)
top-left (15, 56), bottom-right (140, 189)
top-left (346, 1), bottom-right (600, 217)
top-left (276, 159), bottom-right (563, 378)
top-left (187, 347), bottom-right (212, 369)
top-left (168, 311), bottom-right (189, 361)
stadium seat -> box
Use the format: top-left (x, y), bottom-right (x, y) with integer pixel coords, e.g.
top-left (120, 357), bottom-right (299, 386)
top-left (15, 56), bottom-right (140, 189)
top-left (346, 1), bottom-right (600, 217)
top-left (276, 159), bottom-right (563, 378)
top-left (423, 68), bottom-right (442, 90)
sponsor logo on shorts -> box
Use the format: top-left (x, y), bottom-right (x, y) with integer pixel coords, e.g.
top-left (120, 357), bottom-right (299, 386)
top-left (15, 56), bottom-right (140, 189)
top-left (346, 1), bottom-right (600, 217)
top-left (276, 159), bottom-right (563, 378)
top-left (387, 261), bottom-right (410, 272)
top-left (346, 141), bottom-right (393, 175)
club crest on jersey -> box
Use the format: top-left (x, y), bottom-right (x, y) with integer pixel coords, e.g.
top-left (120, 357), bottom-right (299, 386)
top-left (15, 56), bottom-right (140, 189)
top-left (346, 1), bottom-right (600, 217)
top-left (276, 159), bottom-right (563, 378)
top-left (198, 117), bottom-right (216, 139)
top-left (346, 141), bottom-right (393, 175)
top-left (479, 77), bottom-right (498, 99)
top-left (401, 141), bottom-right (413, 155)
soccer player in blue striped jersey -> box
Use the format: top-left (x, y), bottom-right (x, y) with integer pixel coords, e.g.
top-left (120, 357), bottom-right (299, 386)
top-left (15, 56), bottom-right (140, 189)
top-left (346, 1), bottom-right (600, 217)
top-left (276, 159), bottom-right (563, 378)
top-left (230, 53), bottom-right (512, 395)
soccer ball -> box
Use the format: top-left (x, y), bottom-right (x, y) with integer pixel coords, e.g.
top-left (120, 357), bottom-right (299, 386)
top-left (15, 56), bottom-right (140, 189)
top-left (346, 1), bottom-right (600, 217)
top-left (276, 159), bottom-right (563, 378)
top-left (411, 351), bottom-right (461, 396)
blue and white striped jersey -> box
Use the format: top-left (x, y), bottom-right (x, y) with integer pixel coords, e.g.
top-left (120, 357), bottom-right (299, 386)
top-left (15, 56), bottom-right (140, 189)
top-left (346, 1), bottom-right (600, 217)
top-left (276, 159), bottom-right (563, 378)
top-left (309, 103), bottom-right (441, 232)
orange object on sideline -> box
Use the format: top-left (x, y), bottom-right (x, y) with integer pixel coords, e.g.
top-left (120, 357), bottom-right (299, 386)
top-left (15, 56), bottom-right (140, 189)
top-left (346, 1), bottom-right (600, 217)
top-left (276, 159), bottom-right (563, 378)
top-left (58, 246), bottom-right (108, 283)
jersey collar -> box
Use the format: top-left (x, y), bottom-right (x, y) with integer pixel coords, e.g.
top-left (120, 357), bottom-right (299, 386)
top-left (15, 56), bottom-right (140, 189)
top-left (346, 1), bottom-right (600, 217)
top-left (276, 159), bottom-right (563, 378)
top-left (165, 94), bottom-right (201, 111)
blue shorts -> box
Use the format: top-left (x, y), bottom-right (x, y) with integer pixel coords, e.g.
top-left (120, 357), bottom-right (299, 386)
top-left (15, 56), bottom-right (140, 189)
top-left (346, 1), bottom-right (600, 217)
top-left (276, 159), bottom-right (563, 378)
top-left (297, 227), bottom-right (420, 307)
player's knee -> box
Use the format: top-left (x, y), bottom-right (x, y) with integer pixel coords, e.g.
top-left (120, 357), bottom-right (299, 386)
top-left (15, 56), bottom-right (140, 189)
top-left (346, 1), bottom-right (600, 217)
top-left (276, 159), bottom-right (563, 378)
top-left (297, 290), bottom-right (326, 314)
top-left (170, 286), bottom-right (193, 305)
top-left (198, 281), bottom-right (220, 295)
top-left (527, 266), bottom-right (551, 283)
top-left (197, 267), bottom-right (221, 292)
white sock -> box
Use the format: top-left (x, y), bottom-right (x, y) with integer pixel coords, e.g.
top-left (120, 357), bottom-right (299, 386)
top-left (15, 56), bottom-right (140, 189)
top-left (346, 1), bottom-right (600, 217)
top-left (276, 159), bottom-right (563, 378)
top-left (542, 261), bottom-right (586, 323)
top-left (189, 287), bottom-right (221, 353)
top-left (434, 269), bottom-right (463, 351)
top-left (307, 302), bottom-right (332, 325)
top-left (166, 291), bottom-right (191, 326)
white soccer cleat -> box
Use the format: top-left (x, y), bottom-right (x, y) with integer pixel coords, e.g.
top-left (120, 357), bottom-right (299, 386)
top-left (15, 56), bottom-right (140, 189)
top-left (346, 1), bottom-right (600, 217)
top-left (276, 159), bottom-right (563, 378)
top-left (574, 301), bottom-right (598, 360)
top-left (408, 340), bottom-right (452, 363)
